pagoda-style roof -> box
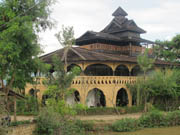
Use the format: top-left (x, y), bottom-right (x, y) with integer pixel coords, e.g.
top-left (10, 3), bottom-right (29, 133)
top-left (40, 47), bottom-right (172, 66)
top-left (76, 31), bottom-right (154, 46)
top-left (76, 6), bottom-right (151, 46)
top-left (112, 7), bottom-right (128, 17)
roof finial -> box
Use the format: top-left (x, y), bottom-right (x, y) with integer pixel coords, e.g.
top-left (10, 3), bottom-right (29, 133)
top-left (112, 7), bottom-right (128, 17)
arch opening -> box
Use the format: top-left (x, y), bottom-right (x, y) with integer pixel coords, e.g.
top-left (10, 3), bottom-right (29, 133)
top-left (29, 88), bottom-right (38, 97)
top-left (131, 65), bottom-right (142, 76)
top-left (86, 88), bottom-right (106, 107)
top-left (115, 65), bottom-right (129, 76)
top-left (116, 88), bottom-right (128, 107)
top-left (42, 94), bottom-right (50, 105)
top-left (66, 90), bottom-right (80, 106)
top-left (84, 64), bottom-right (113, 76)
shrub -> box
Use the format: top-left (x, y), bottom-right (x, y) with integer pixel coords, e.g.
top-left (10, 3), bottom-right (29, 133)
top-left (139, 110), bottom-right (167, 128)
top-left (75, 120), bottom-right (94, 131)
top-left (111, 118), bottom-right (139, 132)
top-left (76, 106), bottom-right (143, 115)
top-left (166, 110), bottom-right (180, 126)
top-left (34, 108), bottom-right (61, 135)
top-left (16, 96), bottom-right (39, 114)
top-left (34, 107), bottom-right (85, 135)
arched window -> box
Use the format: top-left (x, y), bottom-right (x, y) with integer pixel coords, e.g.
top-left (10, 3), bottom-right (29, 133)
top-left (115, 65), bottom-right (129, 76)
top-left (131, 65), bottom-right (142, 76)
top-left (86, 88), bottom-right (106, 107)
top-left (116, 88), bottom-right (128, 107)
top-left (84, 64), bottom-right (113, 76)
top-left (66, 90), bottom-right (80, 106)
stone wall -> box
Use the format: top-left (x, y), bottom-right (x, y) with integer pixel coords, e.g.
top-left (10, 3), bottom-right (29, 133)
top-left (8, 124), bottom-right (35, 135)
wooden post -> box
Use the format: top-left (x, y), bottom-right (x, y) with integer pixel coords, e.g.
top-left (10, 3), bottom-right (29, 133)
top-left (14, 96), bottom-right (17, 122)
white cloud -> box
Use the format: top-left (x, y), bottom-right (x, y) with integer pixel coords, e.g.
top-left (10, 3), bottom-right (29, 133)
top-left (39, 0), bottom-right (180, 54)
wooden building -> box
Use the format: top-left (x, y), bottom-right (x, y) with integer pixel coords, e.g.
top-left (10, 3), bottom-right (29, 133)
top-left (25, 7), bottom-right (171, 107)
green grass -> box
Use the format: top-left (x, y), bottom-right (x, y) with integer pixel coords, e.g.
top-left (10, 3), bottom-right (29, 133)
top-left (89, 126), bottom-right (180, 135)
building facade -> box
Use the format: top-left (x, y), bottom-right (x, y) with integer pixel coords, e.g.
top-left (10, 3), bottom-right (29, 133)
top-left (25, 7), bottom-right (171, 107)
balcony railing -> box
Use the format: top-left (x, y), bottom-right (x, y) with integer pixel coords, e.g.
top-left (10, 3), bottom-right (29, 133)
top-left (72, 76), bottom-right (137, 85)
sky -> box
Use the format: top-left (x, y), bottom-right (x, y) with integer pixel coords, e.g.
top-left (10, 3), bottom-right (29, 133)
top-left (39, 0), bottom-right (180, 54)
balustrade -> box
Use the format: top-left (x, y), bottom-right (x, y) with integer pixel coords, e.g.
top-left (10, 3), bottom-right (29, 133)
top-left (72, 76), bottom-right (137, 85)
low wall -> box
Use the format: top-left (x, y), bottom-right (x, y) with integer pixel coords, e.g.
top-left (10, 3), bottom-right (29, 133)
top-left (8, 124), bottom-right (35, 135)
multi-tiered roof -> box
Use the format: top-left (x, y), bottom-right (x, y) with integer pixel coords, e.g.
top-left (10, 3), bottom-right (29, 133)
top-left (76, 7), bottom-right (153, 46)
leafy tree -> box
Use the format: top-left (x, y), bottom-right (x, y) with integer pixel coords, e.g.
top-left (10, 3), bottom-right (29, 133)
top-left (0, 0), bottom-right (55, 109)
top-left (44, 55), bottom-right (81, 101)
top-left (154, 34), bottom-right (180, 63)
top-left (137, 49), bottom-right (155, 79)
top-left (136, 49), bottom-right (154, 110)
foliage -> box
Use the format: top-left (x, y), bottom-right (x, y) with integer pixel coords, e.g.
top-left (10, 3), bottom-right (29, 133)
top-left (154, 34), bottom-right (180, 63)
top-left (76, 106), bottom-right (144, 115)
top-left (110, 110), bottom-right (180, 132)
top-left (0, 0), bottom-right (55, 111)
top-left (46, 98), bottom-right (77, 116)
top-left (75, 120), bottom-right (94, 131)
top-left (35, 107), bottom-right (86, 135)
top-left (137, 49), bottom-right (155, 77)
top-left (44, 55), bottom-right (81, 100)
top-left (139, 110), bottom-right (166, 128)
top-left (55, 25), bottom-right (75, 47)
top-left (34, 108), bottom-right (62, 135)
top-left (111, 118), bottom-right (140, 132)
top-left (16, 95), bottom-right (39, 114)
top-left (127, 69), bottom-right (180, 111)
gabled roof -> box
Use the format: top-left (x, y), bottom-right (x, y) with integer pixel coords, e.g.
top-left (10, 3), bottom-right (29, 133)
top-left (112, 7), bottom-right (128, 17)
top-left (40, 47), bottom-right (172, 66)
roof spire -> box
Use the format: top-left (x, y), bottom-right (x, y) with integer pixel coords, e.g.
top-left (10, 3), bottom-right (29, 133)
top-left (112, 7), bottom-right (128, 17)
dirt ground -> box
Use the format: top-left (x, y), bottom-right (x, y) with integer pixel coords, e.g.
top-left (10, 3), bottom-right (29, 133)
top-left (11, 115), bottom-right (34, 122)
top-left (11, 113), bottom-right (142, 123)
top-left (77, 113), bottom-right (141, 121)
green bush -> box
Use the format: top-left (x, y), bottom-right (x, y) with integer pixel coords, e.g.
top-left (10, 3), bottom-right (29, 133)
top-left (111, 118), bottom-right (139, 132)
top-left (17, 96), bottom-right (39, 114)
top-left (75, 120), bottom-right (94, 131)
top-left (166, 110), bottom-right (180, 126)
top-left (139, 110), bottom-right (167, 128)
top-left (34, 108), bottom-right (61, 135)
top-left (34, 107), bottom-right (85, 135)
top-left (76, 106), bottom-right (143, 115)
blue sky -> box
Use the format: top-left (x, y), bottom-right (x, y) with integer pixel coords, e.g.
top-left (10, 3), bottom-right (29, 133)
top-left (39, 0), bottom-right (180, 54)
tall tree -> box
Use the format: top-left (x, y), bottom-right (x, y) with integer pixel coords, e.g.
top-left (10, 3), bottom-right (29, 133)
top-left (44, 55), bottom-right (81, 101)
top-left (0, 0), bottom-right (55, 109)
top-left (55, 26), bottom-right (86, 71)
top-left (137, 49), bottom-right (155, 80)
top-left (137, 49), bottom-right (154, 110)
